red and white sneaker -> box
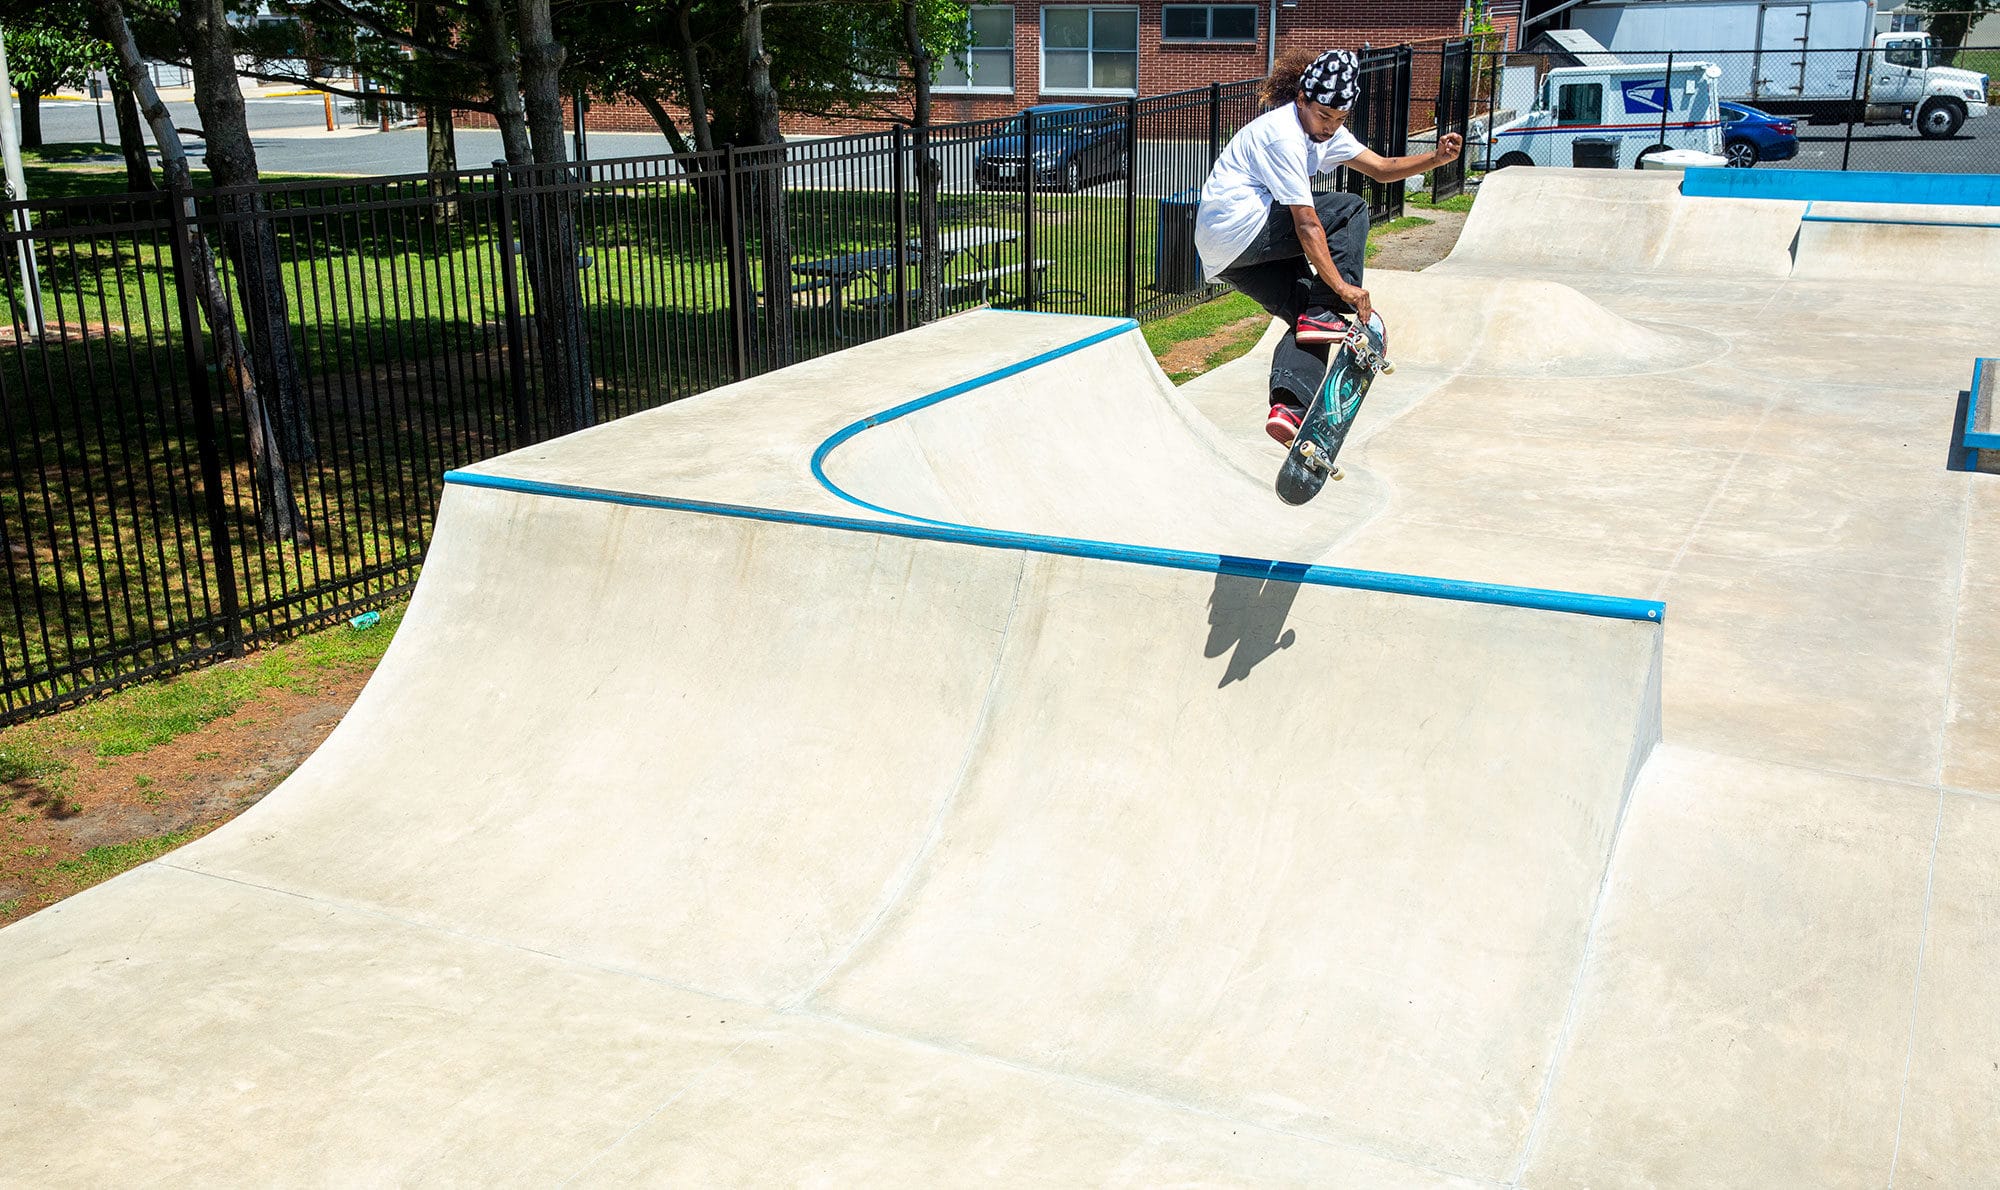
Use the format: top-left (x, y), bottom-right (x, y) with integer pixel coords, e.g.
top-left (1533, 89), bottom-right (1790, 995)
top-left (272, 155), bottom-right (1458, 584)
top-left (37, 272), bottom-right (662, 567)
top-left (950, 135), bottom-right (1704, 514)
top-left (1294, 308), bottom-right (1350, 345)
top-left (1266, 402), bottom-right (1305, 446)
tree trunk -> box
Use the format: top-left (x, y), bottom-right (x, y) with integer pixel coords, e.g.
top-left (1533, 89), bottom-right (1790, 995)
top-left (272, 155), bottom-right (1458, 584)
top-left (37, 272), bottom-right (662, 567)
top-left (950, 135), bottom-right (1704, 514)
top-left (515, 0), bottom-right (594, 435)
top-left (741, 0), bottom-right (794, 366)
top-left (17, 89), bottom-right (41, 150)
top-left (91, 0), bottom-right (307, 546)
top-left (901, 0), bottom-right (942, 323)
top-left (179, 0), bottom-right (317, 497)
top-left (634, 84), bottom-right (729, 225)
top-left (632, 87), bottom-right (694, 155)
top-left (674, 0), bottom-right (714, 152)
top-left (424, 104), bottom-right (458, 173)
top-left (413, 1), bottom-right (460, 223)
top-left (478, 0), bottom-right (533, 166)
top-left (424, 104), bottom-right (458, 221)
top-left (107, 80), bottom-right (153, 191)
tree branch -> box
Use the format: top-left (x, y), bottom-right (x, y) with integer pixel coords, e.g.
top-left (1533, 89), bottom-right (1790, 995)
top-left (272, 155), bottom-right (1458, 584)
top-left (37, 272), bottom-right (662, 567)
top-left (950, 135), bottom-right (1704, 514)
top-left (227, 62), bottom-right (499, 113)
top-left (296, 0), bottom-right (481, 63)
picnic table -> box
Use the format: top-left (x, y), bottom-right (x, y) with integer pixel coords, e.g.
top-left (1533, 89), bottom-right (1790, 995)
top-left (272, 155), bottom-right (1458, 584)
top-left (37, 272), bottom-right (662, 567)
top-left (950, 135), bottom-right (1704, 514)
top-left (783, 225), bottom-right (1036, 332)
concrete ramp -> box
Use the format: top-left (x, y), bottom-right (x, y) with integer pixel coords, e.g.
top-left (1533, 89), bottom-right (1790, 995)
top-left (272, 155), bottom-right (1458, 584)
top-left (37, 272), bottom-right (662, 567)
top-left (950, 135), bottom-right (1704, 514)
top-left (1447, 167), bottom-right (2000, 293)
top-left (816, 323), bottom-right (1383, 556)
top-left (1790, 202), bottom-right (2000, 287)
top-left (1367, 271), bottom-right (1719, 377)
top-left (1437, 167), bottom-right (1800, 279)
top-left (0, 313), bottom-right (1666, 1184)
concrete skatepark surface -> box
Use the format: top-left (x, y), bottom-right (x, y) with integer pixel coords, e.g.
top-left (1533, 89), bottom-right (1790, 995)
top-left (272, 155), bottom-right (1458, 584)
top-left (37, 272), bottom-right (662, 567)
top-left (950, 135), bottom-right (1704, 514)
top-left (2, 168), bottom-right (1996, 1185)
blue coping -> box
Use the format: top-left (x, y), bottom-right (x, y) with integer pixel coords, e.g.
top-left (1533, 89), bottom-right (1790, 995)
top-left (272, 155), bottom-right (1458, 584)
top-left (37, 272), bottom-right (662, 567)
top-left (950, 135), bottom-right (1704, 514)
top-left (1681, 167), bottom-right (2000, 207)
top-left (444, 471), bottom-right (1665, 623)
top-left (1968, 357), bottom-right (2000, 452)
top-left (443, 316), bottom-right (1666, 625)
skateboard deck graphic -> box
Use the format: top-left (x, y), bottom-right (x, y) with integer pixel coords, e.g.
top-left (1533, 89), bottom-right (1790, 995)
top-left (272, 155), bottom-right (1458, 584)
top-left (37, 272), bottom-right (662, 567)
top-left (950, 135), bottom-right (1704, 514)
top-left (1276, 311), bottom-right (1391, 506)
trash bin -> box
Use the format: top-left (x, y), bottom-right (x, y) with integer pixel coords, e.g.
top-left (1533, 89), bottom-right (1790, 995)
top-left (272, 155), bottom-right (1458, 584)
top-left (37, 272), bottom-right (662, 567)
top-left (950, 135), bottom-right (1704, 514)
top-left (1153, 187), bottom-right (1203, 295)
top-left (1572, 137), bottom-right (1619, 169)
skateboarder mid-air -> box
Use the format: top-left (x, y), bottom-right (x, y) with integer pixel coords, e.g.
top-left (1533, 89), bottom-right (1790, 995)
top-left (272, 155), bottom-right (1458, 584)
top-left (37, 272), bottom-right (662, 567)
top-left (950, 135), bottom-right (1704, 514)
top-left (1195, 47), bottom-right (1463, 445)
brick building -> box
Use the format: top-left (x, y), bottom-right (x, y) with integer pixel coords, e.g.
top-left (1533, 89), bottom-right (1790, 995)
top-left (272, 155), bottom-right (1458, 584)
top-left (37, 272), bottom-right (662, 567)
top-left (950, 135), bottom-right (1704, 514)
top-left (564, 0), bottom-right (1521, 137)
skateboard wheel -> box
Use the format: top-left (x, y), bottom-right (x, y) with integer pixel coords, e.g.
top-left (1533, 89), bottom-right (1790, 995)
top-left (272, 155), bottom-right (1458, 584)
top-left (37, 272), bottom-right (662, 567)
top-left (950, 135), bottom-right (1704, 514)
top-left (1330, 467), bottom-right (1344, 481)
top-left (1381, 361), bottom-right (1395, 375)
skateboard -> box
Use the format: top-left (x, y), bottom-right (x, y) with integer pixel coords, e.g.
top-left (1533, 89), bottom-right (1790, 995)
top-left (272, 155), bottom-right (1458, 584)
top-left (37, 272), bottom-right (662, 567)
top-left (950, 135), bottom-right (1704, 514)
top-left (1275, 310), bottom-right (1392, 506)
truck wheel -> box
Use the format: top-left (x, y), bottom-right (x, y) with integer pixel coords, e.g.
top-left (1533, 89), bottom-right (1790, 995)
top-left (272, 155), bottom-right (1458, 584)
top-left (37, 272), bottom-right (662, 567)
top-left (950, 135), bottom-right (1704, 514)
top-left (1496, 151), bottom-right (1534, 169)
top-left (1635, 143), bottom-right (1672, 168)
top-left (1917, 99), bottom-right (1965, 139)
top-left (1724, 139), bottom-right (1759, 168)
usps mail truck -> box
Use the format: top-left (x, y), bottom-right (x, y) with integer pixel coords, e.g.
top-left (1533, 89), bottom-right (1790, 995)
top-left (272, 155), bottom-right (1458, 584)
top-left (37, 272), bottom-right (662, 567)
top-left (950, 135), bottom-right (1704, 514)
top-left (1491, 61), bottom-right (1726, 168)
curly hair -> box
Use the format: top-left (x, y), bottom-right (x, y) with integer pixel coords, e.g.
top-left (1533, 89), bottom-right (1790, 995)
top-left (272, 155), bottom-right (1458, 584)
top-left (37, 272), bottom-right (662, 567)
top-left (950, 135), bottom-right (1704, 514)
top-left (1260, 46), bottom-right (1326, 108)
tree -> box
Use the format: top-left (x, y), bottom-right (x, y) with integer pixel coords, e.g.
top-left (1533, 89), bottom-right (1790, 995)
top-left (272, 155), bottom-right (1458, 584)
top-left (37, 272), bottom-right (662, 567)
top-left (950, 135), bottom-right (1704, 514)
top-left (175, 0), bottom-right (315, 546)
top-left (88, 0), bottom-right (307, 547)
top-left (515, 0), bottom-right (593, 431)
top-left (1905, 0), bottom-right (2000, 55)
top-left (894, 0), bottom-right (975, 322)
top-left (2, 13), bottom-right (107, 149)
top-left (274, 0), bottom-right (593, 435)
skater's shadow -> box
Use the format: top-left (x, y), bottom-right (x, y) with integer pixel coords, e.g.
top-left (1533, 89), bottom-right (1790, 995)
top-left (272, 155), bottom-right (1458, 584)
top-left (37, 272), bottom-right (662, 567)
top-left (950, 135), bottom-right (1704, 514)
top-left (1205, 569), bottom-right (1300, 687)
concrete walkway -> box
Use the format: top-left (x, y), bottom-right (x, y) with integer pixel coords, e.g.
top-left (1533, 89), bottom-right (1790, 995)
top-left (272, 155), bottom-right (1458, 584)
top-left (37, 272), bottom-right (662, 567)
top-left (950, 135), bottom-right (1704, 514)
top-left (0, 168), bottom-right (1993, 1186)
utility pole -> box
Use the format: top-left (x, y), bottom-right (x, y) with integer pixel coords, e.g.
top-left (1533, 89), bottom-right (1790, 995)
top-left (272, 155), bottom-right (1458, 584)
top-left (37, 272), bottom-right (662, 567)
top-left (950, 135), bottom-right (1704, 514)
top-left (0, 24), bottom-right (47, 341)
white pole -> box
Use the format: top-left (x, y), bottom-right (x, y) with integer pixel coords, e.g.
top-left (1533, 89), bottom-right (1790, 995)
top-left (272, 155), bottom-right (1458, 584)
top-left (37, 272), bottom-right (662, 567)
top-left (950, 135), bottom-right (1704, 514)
top-left (0, 24), bottom-right (47, 342)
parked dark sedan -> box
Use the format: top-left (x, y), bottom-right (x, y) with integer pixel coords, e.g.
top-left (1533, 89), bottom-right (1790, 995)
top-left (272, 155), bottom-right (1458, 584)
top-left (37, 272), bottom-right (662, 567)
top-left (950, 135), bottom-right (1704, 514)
top-left (974, 104), bottom-right (1130, 192)
top-left (1720, 101), bottom-right (1800, 167)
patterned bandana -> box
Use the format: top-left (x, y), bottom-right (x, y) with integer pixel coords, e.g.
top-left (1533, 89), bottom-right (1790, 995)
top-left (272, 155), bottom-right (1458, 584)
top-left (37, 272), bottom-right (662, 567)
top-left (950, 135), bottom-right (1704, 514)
top-left (1298, 49), bottom-right (1361, 110)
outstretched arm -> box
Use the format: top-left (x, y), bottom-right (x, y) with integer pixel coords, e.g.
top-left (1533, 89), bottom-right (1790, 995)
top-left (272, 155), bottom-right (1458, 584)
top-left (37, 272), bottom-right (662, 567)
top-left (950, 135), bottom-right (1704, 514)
top-left (1346, 133), bottom-right (1464, 183)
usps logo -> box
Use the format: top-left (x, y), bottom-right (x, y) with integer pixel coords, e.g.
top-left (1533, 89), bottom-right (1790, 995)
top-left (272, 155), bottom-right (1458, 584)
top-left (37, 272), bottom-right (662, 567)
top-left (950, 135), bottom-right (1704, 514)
top-left (1621, 78), bottom-right (1670, 114)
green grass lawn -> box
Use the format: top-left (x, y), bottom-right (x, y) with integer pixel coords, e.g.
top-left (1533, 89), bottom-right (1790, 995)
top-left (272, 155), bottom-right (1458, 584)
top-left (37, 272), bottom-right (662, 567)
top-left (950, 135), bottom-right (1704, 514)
top-left (0, 598), bottom-right (405, 920)
top-left (1959, 51), bottom-right (2000, 101)
top-left (1408, 189), bottom-right (1476, 213)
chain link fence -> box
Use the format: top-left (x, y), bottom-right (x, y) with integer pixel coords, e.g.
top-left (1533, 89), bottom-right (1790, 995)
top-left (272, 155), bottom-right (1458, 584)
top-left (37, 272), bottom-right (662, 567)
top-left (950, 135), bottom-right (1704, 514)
top-left (1469, 42), bottom-right (1999, 173)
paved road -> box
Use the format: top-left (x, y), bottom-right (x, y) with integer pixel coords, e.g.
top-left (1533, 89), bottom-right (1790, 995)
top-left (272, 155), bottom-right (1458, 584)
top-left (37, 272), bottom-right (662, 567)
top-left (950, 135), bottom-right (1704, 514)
top-left (21, 95), bottom-right (1227, 196)
top-left (25, 91), bottom-right (1999, 193)
top-left (1776, 108), bottom-right (2000, 173)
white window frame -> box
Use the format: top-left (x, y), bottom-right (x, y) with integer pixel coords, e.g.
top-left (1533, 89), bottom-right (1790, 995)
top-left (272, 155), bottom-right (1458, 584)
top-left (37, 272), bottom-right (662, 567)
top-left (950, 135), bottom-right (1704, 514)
top-left (936, 5), bottom-right (1017, 95)
top-left (853, 34), bottom-right (900, 93)
top-left (1160, 4), bottom-right (1259, 44)
top-left (1038, 6), bottom-right (1141, 97)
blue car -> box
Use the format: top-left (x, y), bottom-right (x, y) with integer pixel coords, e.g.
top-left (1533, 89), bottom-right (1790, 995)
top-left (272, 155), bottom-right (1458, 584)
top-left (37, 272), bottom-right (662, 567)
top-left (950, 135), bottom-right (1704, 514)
top-left (975, 104), bottom-right (1130, 192)
top-left (1720, 101), bottom-right (1800, 168)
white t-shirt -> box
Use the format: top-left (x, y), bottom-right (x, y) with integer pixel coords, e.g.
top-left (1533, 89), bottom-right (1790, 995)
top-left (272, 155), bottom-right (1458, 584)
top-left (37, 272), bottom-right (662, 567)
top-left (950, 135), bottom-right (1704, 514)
top-left (1195, 106), bottom-right (1366, 280)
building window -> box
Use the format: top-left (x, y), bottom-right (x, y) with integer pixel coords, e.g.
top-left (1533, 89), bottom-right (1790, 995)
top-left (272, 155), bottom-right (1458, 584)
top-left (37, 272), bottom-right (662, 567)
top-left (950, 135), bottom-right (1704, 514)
top-left (1042, 7), bottom-right (1139, 94)
top-left (1161, 5), bottom-right (1258, 43)
top-left (937, 6), bottom-right (1016, 92)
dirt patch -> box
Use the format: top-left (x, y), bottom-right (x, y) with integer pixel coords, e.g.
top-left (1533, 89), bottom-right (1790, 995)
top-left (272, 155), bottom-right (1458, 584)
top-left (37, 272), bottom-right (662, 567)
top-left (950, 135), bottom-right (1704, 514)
top-left (0, 320), bottom-right (126, 347)
top-left (0, 667), bottom-right (374, 924)
top-left (1369, 209), bottom-right (1467, 272)
top-left (1157, 314), bottom-right (1270, 379)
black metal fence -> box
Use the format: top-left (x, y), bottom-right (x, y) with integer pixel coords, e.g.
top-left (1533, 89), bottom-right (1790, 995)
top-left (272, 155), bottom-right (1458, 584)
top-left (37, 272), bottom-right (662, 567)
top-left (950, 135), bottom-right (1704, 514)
top-left (0, 42), bottom-right (1448, 722)
top-left (1471, 43), bottom-right (2000, 173)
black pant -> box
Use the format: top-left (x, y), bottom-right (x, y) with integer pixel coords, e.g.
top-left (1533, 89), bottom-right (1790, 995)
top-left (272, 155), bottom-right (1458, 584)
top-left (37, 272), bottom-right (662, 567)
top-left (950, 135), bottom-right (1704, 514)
top-left (1216, 189), bottom-right (1370, 408)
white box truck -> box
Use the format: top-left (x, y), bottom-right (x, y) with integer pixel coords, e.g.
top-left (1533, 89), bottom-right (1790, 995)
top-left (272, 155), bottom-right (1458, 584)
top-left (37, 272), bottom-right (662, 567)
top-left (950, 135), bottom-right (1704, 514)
top-left (1563, 0), bottom-right (1990, 136)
